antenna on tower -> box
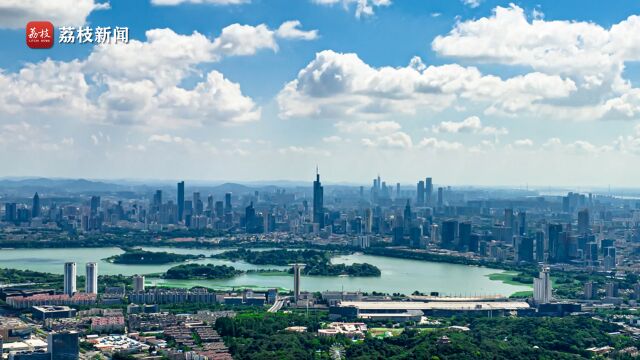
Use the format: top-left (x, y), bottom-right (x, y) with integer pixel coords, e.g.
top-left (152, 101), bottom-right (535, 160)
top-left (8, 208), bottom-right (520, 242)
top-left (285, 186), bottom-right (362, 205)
top-left (316, 165), bottom-right (319, 175)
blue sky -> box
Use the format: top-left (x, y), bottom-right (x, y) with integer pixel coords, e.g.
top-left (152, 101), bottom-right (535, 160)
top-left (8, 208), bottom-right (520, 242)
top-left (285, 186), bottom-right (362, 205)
top-left (1, 0), bottom-right (640, 187)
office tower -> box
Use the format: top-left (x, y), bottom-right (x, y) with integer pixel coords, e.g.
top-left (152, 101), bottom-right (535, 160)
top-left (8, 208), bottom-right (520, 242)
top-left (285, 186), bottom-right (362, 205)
top-left (516, 236), bottom-right (534, 263)
top-left (4, 203), bottom-right (16, 222)
top-left (63, 262), bottom-right (76, 296)
top-left (312, 170), bottom-right (324, 228)
top-left (207, 195), bottom-right (214, 215)
top-left (9, 352), bottom-right (51, 360)
top-left (441, 220), bottom-right (458, 249)
top-left (606, 282), bottom-right (619, 297)
top-left (193, 192), bottom-right (202, 215)
top-left (364, 208), bottom-right (373, 234)
top-left (469, 234), bottom-right (480, 253)
top-left (584, 282), bottom-right (596, 300)
top-left (215, 201), bottom-right (224, 218)
top-left (430, 224), bottom-right (439, 244)
top-left (604, 246), bottom-right (616, 271)
top-left (535, 231), bottom-right (545, 262)
top-left (177, 181), bottom-right (184, 221)
top-left (396, 183), bottom-right (400, 198)
top-left (578, 208), bottom-right (590, 234)
top-left (153, 190), bottom-right (162, 206)
top-left (32, 192), bottom-right (41, 218)
top-left (409, 226), bottom-right (423, 248)
top-left (291, 264), bottom-right (305, 302)
top-left (403, 200), bottom-right (412, 229)
top-left (392, 223), bottom-right (405, 246)
top-left (359, 186), bottom-right (364, 198)
top-left (85, 262), bottom-right (98, 294)
top-left (133, 275), bottom-right (145, 292)
top-left (48, 331), bottom-right (79, 360)
top-left (437, 187), bottom-right (444, 207)
top-left (224, 193), bottom-right (232, 213)
top-left (416, 181), bottom-right (425, 206)
top-left (548, 223), bottom-right (563, 263)
top-left (458, 222), bottom-right (471, 251)
top-left (425, 177), bottom-right (433, 206)
top-left (89, 196), bottom-right (100, 216)
top-left (245, 202), bottom-right (257, 233)
top-left (504, 208), bottom-right (514, 230)
top-left (517, 211), bottom-right (526, 235)
top-left (533, 267), bottom-right (552, 304)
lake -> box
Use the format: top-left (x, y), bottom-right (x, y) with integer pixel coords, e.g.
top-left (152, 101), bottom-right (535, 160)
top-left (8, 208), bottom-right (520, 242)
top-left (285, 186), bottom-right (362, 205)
top-left (0, 247), bottom-right (531, 296)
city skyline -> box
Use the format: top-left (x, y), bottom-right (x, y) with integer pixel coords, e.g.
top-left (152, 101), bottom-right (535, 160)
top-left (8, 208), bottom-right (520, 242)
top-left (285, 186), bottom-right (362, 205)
top-left (2, 1), bottom-right (640, 185)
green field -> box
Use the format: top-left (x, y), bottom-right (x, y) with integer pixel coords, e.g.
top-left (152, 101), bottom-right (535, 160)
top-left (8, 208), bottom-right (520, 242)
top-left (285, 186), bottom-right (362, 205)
top-left (487, 271), bottom-right (533, 287)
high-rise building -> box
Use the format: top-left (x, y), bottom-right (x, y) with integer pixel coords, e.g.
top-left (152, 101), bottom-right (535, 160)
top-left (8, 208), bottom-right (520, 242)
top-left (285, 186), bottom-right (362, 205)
top-left (177, 181), bottom-right (185, 221)
top-left (291, 264), bottom-right (305, 302)
top-left (458, 222), bottom-right (471, 251)
top-left (441, 220), bottom-right (458, 249)
top-left (89, 196), bottom-right (100, 216)
top-left (578, 208), bottom-right (590, 234)
top-left (533, 267), bottom-right (552, 304)
top-left (584, 281), bottom-right (596, 300)
top-left (63, 262), bottom-right (76, 296)
top-left (47, 331), bottom-right (79, 360)
top-left (548, 224), bottom-right (563, 263)
top-left (430, 224), bottom-right (439, 244)
top-left (85, 262), bottom-right (98, 295)
top-left (425, 177), bottom-right (433, 206)
top-left (416, 181), bottom-right (425, 206)
top-left (32, 192), bottom-right (41, 218)
top-left (516, 236), bottom-right (534, 263)
top-left (437, 187), bottom-right (444, 208)
top-left (193, 192), bottom-right (202, 215)
top-left (215, 201), bottom-right (224, 219)
top-left (312, 169), bottom-right (324, 228)
top-left (517, 211), bottom-right (526, 236)
top-left (224, 193), bottom-right (232, 213)
top-left (4, 203), bottom-right (16, 222)
top-left (133, 275), bottom-right (145, 292)
top-left (606, 282), bottom-right (619, 297)
top-left (535, 231), bottom-right (545, 262)
top-left (504, 209), bottom-right (514, 230)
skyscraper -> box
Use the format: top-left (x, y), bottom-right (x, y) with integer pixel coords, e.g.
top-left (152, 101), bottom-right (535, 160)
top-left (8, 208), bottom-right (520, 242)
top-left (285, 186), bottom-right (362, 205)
top-left (437, 187), bottom-right (444, 208)
top-left (312, 169), bottom-right (324, 228)
top-left (177, 181), bottom-right (185, 221)
top-left (32, 192), bottom-right (40, 218)
top-left (89, 196), bottom-right (100, 216)
top-left (517, 211), bottom-right (526, 236)
top-left (48, 331), bottom-right (79, 360)
top-left (533, 267), bottom-right (552, 304)
top-left (224, 193), bottom-right (232, 213)
top-left (578, 208), bottom-right (590, 234)
top-left (416, 181), bottom-right (425, 206)
top-left (425, 177), bottom-right (433, 206)
top-left (63, 262), bottom-right (76, 296)
top-left (458, 222), bottom-right (471, 251)
top-left (441, 220), bottom-right (458, 249)
top-left (193, 192), bottom-right (203, 215)
top-left (85, 262), bottom-right (98, 295)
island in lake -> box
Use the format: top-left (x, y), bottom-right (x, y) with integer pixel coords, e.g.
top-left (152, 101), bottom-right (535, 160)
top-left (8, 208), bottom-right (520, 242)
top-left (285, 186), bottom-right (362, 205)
top-left (165, 264), bottom-right (242, 280)
top-left (214, 249), bottom-right (381, 277)
top-left (104, 248), bottom-right (203, 264)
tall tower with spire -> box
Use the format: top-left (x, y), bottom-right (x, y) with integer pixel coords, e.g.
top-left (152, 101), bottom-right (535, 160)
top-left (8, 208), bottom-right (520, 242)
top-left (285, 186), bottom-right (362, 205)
top-left (312, 167), bottom-right (324, 228)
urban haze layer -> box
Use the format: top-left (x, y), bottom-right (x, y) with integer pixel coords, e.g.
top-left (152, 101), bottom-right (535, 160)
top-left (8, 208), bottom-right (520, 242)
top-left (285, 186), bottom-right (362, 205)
top-left (1, 175), bottom-right (640, 359)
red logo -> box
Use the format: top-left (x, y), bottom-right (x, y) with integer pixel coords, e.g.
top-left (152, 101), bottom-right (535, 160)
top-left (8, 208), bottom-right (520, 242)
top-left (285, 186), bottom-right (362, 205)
top-left (26, 21), bottom-right (54, 49)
